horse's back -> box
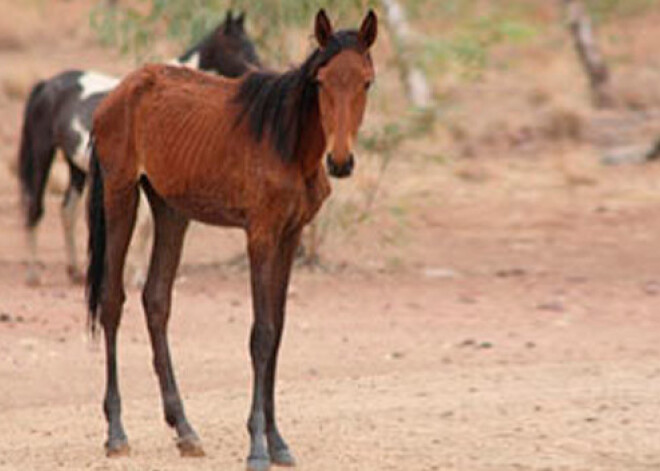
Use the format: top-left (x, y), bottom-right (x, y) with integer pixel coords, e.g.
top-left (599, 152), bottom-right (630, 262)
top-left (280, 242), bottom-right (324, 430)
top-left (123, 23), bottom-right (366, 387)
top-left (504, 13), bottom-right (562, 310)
top-left (94, 63), bottom-right (232, 138)
top-left (93, 64), bottom-right (239, 194)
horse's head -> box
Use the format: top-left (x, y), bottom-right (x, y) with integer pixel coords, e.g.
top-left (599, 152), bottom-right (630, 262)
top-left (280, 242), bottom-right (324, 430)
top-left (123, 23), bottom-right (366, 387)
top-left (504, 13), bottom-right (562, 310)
top-left (206, 10), bottom-right (261, 77)
top-left (314, 9), bottom-right (377, 179)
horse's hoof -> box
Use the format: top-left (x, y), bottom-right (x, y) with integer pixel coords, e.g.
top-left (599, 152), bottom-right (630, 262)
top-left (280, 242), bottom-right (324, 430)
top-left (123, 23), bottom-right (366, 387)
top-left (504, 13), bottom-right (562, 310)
top-left (247, 456), bottom-right (271, 471)
top-left (270, 447), bottom-right (296, 467)
top-left (177, 436), bottom-right (205, 457)
top-left (105, 439), bottom-right (130, 457)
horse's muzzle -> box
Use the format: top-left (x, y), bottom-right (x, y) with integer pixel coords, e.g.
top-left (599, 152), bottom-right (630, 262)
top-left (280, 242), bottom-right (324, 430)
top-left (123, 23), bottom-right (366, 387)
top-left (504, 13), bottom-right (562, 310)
top-left (326, 153), bottom-right (355, 178)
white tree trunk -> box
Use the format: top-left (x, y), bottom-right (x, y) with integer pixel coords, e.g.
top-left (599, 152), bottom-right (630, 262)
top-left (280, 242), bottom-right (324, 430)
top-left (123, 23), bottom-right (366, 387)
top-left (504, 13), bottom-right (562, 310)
top-left (563, 0), bottom-right (613, 107)
top-left (381, 0), bottom-right (433, 109)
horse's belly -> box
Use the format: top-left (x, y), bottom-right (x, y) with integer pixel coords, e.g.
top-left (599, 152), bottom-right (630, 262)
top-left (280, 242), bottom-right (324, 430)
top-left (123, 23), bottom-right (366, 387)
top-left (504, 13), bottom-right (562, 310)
top-left (166, 194), bottom-right (247, 227)
top-left (146, 172), bottom-right (246, 227)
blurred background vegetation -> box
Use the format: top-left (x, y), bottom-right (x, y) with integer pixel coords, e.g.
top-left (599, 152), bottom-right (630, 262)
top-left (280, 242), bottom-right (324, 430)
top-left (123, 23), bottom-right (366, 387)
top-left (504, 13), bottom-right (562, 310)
top-left (2, 0), bottom-right (660, 269)
top-left (84, 0), bottom-right (660, 264)
top-left (90, 0), bottom-right (659, 77)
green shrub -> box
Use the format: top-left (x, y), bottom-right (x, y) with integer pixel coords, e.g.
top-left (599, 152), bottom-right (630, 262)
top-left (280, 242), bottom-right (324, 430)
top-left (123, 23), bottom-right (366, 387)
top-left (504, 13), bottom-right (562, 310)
top-left (90, 0), bottom-right (376, 63)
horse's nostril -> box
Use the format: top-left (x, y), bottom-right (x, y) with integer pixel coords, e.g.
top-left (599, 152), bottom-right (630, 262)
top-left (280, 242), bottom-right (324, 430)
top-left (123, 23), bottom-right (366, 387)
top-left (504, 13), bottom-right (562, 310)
top-left (326, 153), bottom-right (336, 172)
top-left (326, 153), bottom-right (355, 178)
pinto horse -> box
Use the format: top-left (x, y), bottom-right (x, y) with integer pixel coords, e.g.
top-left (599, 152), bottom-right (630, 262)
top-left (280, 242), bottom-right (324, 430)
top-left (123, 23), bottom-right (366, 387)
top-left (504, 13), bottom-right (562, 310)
top-left (18, 11), bottom-right (259, 286)
top-left (86, 9), bottom-right (377, 470)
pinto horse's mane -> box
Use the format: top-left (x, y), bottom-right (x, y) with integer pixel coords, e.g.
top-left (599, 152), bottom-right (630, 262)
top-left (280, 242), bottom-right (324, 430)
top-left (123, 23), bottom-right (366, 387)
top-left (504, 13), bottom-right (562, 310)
top-left (234, 30), bottom-right (366, 162)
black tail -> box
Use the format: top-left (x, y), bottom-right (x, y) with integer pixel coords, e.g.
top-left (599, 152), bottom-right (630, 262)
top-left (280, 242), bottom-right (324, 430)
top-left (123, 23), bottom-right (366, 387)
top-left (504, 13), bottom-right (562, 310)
top-left (86, 141), bottom-right (106, 334)
top-left (17, 80), bottom-right (57, 228)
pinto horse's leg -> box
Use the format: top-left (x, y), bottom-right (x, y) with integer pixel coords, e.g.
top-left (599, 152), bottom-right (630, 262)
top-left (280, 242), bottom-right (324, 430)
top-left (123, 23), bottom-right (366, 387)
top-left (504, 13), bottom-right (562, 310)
top-left (246, 227), bottom-right (302, 471)
top-left (101, 184), bottom-right (139, 456)
top-left (61, 161), bottom-right (85, 283)
top-left (141, 183), bottom-right (201, 457)
top-left (23, 144), bottom-right (57, 287)
top-left (25, 226), bottom-right (40, 286)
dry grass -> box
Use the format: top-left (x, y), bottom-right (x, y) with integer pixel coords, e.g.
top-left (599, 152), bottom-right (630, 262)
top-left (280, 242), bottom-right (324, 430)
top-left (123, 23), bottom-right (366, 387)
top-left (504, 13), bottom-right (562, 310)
top-left (453, 160), bottom-right (491, 183)
top-left (0, 30), bottom-right (26, 52)
top-left (0, 0), bottom-right (36, 52)
top-left (1, 69), bottom-right (37, 101)
top-left (540, 106), bottom-right (585, 141)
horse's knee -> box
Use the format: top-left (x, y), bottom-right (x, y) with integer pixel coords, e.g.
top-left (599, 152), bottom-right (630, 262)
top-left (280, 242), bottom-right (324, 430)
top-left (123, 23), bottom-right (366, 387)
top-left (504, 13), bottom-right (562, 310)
top-left (142, 288), bottom-right (170, 329)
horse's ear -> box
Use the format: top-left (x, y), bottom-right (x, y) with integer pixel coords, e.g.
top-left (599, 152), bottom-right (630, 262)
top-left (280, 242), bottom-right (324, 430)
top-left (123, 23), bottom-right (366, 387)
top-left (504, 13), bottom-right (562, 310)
top-left (315, 9), bottom-right (333, 49)
top-left (358, 9), bottom-right (378, 49)
top-left (224, 10), bottom-right (234, 30)
top-left (236, 12), bottom-right (245, 30)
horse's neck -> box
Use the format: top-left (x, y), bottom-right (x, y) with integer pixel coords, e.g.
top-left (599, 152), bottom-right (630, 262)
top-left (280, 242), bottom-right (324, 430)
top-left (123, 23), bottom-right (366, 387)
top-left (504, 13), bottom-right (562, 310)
top-left (170, 36), bottom-right (208, 70)
top-left (296, 103), bottom-right (326, 180)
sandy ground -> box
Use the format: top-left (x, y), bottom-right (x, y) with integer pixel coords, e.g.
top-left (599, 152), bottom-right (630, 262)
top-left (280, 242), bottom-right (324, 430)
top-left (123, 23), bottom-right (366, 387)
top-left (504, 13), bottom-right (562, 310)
top-left (2, 151), bottom-right (660, 471)
top-left (2, 1), bottom-right (660, 471)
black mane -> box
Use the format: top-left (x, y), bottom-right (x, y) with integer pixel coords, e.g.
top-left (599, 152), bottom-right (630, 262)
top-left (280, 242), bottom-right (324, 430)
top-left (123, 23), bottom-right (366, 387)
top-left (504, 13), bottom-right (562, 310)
top-left (234, 30), bottom-right (365, 162)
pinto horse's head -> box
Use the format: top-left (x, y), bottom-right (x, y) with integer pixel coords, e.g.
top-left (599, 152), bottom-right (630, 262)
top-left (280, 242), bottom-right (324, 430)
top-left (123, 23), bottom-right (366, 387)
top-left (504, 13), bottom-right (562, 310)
top-left (314, 9), bottom-right (377, 179)
top-left (206, 10), bottom-right (261, 77)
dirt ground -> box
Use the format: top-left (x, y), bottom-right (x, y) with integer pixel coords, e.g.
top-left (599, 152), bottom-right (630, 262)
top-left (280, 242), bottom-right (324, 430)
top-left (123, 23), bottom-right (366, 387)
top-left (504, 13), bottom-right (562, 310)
top-left (1, 2), bottom-right (660, 471)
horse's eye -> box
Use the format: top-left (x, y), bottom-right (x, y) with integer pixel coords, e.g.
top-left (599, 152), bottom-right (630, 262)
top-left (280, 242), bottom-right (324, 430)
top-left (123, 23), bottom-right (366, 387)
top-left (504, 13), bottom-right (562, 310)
top-left (364, 80), bottom-right (373, 91)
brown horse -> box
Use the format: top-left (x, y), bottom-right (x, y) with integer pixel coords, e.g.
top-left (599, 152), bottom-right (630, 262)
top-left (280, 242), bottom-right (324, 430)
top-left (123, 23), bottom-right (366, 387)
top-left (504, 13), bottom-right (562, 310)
top-left (87, 9), bottom-right (377, 470)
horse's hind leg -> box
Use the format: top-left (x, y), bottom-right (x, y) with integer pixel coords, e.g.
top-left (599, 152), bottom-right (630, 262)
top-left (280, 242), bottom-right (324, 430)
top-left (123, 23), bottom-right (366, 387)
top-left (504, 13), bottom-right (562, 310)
top-left (25, 227), bottom-right (40, 286)
top-left (101, 183), bottom-right (139, 456)
top-left (23, 144), bottom-right (56, 286)
top-left (61, 161), bottom-right (85, 283)
top-left (140, 181), bottom-right (202, 457)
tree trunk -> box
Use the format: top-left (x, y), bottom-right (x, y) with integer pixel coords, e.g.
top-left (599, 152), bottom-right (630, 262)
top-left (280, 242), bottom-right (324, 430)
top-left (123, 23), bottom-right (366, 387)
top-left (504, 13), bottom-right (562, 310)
top-left (380, 0), bottom-right (433, 109)
top-left (563, 0), bottom-right (613, 108)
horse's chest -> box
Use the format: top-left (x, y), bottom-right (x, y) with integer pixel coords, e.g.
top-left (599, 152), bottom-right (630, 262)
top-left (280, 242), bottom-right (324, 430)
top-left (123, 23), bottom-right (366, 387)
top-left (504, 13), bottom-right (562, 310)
top-left (247, 171), bottom-right (329, 230)
top-left (300, 173), bottom-right (331, 225)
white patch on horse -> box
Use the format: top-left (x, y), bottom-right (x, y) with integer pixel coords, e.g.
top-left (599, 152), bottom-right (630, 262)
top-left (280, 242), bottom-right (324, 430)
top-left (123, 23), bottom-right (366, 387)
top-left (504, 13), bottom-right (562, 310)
top-left (171, 52), bottom-right (200, 70)
top-left (78, 72), bottom-right (119, 100)
top-left (71, 116), bottom-right (91, 170)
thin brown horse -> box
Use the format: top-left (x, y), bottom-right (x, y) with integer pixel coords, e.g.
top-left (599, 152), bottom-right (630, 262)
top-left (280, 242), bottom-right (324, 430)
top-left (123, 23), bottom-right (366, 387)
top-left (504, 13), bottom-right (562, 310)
top-left (86, 9), bottom-right (377, 470)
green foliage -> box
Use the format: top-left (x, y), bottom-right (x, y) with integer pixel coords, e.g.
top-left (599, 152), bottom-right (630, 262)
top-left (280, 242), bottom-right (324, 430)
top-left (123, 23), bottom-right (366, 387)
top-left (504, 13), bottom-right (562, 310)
top-left (356, 108), bottom-right (436, 220)
top-left (90, 0), bottom-right (376, 64)
top-left (417, 6), bottom-right (538, 79)
top-left (585, 0), bottom-right (660, 23)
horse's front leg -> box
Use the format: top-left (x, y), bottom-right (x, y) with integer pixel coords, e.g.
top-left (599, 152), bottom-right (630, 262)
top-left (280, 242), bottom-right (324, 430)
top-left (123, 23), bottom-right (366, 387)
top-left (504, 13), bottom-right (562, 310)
top-left (246, 227), bottom-right (302, 471)
top-left (265, 228), bottom-right (301, 467)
